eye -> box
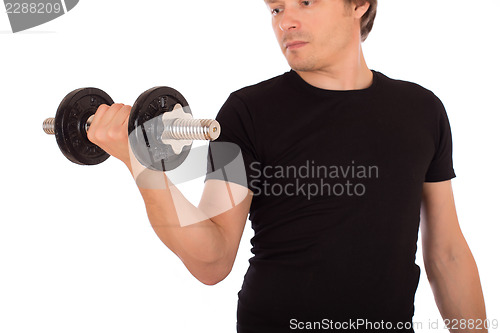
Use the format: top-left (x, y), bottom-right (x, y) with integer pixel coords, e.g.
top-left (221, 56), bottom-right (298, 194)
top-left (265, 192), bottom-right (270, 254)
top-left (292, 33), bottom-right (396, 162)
top-left (271, 7), bottom-right (282, 15)
top-left (301, 0), bottom-right (312, 6)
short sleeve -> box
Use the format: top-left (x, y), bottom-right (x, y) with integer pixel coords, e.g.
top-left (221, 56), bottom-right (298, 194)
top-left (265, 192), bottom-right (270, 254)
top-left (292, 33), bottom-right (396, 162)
top-left (424, 94), bottom-right (457, 182)
top-left (204, 92), bottom-right (261, 193)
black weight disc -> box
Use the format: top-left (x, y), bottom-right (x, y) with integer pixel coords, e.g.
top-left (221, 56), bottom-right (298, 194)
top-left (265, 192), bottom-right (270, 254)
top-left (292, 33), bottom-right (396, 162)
top-left (54, 88), bottom-right (113, 165)
top-left (128, 86), bottom-right (192, 172)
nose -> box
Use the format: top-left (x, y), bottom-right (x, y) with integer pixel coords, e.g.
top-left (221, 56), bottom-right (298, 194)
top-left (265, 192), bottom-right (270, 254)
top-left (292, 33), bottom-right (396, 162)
top-left (278, 9), bottom-right (300, 31)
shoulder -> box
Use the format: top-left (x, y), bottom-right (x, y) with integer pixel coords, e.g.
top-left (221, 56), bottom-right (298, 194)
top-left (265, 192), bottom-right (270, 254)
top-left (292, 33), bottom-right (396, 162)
top-left (375, 71), bottom-right (447, 122)
top-left (375, 70), bottom-right (442, 106)
top-left (228, 71), bottom-right (291, 105)
top-left (215, 72), bottom-right (289, 124)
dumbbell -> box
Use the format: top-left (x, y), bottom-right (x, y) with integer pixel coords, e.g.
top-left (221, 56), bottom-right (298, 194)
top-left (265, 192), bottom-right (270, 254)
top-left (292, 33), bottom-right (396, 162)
top-left (43, 86), bottom-right (220, 171)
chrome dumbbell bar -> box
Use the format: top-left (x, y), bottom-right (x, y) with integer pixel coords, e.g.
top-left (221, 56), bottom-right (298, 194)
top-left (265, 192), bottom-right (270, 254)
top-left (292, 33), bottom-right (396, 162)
top-left (42, 114), bottom-right (220, 141)
top-left (43, 86), bottom-right (221, 172)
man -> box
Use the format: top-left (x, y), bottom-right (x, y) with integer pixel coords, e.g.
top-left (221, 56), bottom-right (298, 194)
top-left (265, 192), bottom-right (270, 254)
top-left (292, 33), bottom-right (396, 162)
top-left (87, 0), bottom-right (487, 332)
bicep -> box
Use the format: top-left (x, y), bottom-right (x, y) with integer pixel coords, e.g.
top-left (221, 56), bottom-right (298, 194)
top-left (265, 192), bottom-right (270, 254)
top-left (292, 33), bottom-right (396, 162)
top-left (420, 180), bottom-right (466, 262)
top-left (198, 179), bottom-right (253, 267)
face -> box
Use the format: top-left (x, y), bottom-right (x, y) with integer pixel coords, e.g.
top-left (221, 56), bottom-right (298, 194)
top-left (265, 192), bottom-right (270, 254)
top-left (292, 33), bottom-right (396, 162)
top-left (264, 0), bottom-right (364, 72)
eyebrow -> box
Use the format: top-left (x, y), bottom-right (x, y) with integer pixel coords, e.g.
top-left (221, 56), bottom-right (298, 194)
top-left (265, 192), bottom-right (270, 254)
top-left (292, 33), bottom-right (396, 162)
top-left (263, 0), bottom-right (281, 4)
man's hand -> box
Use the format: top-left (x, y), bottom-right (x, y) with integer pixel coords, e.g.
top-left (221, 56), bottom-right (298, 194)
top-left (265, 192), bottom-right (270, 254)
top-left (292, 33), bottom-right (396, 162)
top-left (87, 103), bottom-right (132, 169)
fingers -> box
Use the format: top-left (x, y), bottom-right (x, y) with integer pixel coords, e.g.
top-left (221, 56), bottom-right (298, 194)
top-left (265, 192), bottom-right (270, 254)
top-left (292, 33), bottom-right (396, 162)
top-left (91, 103), bottom-right (110, 126)
top-left (106, 105), bottom-right (131, 141)
top-left (114, 104), bottom-right (131, 126)
top-left (96, 103), bottom-right (124, 128)
top-left (87, 103), bottom-right (133, 165)
top-left (87, 103), bottom-right (131, 143)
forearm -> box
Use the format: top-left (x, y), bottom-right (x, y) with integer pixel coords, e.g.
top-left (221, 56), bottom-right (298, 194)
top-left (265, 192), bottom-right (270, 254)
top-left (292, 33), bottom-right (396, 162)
top-left (425, 248), bottom-right (488, 332)
top-left (127, 164), bottom-right (229, 284)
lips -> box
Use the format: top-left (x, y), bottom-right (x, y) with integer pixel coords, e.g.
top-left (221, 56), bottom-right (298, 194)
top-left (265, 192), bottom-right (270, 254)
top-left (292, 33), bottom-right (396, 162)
top-left (285, 41), bottom-right (308, 50)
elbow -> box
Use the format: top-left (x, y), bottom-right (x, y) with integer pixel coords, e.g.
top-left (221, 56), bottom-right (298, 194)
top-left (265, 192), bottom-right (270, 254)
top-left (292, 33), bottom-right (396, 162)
top-left (179, 248), bottom-right (234, 286)
top-left (423, 238), bottom-right (474, 276)
top-left (424, 247), bottom-right (476, 282)
top-left (200, 278), bottom-right (221, 286)
top-left (198, 269), bottom-right (231, 286)
top-left (191, 258), bottom-right (233, 286)
top-left (194, 250), bottom-right (234, 285)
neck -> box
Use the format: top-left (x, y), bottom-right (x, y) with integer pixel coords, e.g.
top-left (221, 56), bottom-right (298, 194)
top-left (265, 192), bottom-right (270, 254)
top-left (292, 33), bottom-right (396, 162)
top-left (294, 44), bottom-right (373, 91)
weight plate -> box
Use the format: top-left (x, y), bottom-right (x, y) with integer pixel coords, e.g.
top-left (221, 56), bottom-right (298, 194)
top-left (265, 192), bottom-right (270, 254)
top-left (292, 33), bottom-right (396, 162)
top-left (128, 86), bottom-right (192, 172)
top-left (54, 87), bottom-right (113, 165)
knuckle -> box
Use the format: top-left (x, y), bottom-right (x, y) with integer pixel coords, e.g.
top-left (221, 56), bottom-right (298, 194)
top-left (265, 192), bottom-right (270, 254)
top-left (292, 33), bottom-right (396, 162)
top-left (94, 130), bottom-right (107, 142)
top-left (107, 130), bottom-right (118, 140)
top-left (95, 104), bottom-right (109, 114)
top-left (119, 130), bottom-right (129, 141)
top-left (109, 127), bottom-right (125, 140)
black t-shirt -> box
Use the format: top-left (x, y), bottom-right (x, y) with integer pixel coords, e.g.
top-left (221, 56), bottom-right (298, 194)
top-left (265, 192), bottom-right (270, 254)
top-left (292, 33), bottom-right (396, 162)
top-left (205, 69), bottom-right (456, 332)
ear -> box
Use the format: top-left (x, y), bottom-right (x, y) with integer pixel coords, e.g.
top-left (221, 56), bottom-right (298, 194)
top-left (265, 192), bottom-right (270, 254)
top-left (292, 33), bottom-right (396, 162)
top-left (353, 1), bottom-right (371, 19)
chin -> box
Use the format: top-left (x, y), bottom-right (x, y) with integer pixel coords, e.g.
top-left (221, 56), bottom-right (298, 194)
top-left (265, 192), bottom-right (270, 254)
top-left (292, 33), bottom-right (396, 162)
top-left (288, 60), bottom-right (317, 72)
top-left (285, 53), bottom-right (317, 72)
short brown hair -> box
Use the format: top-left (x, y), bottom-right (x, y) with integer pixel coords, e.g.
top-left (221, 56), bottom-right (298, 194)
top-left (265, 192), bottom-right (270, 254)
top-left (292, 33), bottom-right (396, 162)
top-left (344, 0), bottom-right (378, 42)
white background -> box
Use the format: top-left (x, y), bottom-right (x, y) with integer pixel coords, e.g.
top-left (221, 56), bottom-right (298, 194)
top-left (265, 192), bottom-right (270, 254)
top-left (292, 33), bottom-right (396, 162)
top-left (1, 0), bottom-right (499, 332)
